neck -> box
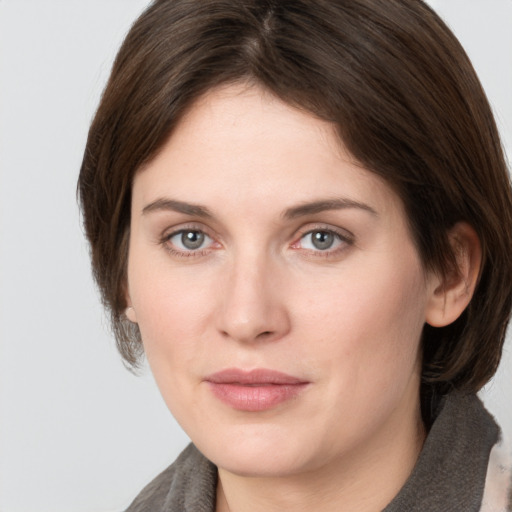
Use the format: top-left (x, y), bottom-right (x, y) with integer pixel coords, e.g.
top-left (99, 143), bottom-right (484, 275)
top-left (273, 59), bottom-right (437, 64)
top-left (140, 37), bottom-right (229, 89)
top-left (216, 396), bottom-right (426, 512)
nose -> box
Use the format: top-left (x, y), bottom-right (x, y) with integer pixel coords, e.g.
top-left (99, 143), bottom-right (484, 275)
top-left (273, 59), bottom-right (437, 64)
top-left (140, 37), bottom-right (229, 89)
top-left (216, 255), bottom-right (291, 344)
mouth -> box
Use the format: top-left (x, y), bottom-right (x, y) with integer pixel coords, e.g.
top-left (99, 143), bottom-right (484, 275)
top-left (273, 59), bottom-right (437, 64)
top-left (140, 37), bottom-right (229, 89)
top-left (204, 368), bottom-right (310, 412)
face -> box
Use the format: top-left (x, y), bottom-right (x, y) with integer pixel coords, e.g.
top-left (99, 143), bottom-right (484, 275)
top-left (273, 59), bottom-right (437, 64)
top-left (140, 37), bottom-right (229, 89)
top-left (127, 84), bottom-right (438, 478)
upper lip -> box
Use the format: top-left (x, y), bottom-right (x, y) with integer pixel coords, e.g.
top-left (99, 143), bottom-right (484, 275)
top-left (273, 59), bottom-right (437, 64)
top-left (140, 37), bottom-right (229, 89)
top-left (205, 368), bottom-right (308, 385)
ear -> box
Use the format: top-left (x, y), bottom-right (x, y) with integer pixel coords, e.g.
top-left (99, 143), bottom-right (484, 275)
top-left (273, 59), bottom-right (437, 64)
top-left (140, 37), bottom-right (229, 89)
top-left (124, 289), bottom-right (138, 324)
top-left (425, 222), bottom-right (481, 328)
top-left (125, 305), bottom-right (138, 323)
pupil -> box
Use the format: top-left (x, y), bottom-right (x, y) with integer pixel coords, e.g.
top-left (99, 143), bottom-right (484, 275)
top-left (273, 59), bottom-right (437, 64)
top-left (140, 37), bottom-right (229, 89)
top-left (312, 231), bottom-right (334, 250)
top-left (182, 231), bottom-right (204, 250)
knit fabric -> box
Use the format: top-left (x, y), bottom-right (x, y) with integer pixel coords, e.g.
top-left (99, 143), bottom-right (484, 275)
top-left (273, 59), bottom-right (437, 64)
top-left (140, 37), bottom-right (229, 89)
top-left (125, 393), bottom-right (509, 511)
top-left (382, 393), bottom-right (500, 511)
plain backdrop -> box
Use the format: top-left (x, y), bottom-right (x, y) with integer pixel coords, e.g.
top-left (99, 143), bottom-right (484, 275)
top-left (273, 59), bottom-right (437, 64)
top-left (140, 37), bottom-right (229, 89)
top-left (0, 1), bottom-right (511, 511)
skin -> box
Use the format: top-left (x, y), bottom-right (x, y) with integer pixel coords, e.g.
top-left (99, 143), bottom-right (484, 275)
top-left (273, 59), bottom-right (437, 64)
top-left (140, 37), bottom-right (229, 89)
top-left (125, 84), bottom-right (480, 512)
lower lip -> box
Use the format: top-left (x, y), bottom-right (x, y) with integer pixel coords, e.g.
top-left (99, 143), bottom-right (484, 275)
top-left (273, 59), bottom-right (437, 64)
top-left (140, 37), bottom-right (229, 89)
top-left (207, 382), bottom-right (308, 412)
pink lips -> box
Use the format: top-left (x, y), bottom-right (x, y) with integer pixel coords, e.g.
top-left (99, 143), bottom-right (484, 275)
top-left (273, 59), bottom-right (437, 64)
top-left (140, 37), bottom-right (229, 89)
top-left (205, 368), bottom-right (309, 412)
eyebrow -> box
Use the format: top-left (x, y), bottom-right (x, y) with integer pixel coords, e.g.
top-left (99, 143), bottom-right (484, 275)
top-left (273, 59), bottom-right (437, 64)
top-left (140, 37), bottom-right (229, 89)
top-left (283, 198), bottom-right (378, 219)
top-left (142, 198), bottom-right (213, 218)
top-left (141, 197), bottom-right (378, 219)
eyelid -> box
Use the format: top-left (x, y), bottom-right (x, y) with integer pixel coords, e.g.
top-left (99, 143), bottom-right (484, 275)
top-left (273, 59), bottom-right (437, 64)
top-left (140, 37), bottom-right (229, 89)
top-left (290, 224), bottom-right (355, 254)
top-left (294, 223), bottom-right (354, 242)
top-left (159, 223), bottom-right (221, 257)
top-left (160, 221), bottom-right (215, 239)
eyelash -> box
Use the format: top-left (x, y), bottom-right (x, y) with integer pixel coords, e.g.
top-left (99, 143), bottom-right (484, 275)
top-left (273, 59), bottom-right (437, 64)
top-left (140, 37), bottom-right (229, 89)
top-left (159, 224), bottom-right (354, 259)
top-left (160, 225), bottom-right (217, 258)
top-left (291, 226), bottom-right (354, 257)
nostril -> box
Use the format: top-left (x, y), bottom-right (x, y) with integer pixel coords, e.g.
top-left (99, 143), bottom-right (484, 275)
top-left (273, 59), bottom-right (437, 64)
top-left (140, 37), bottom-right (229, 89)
top-left (257, 331), bottom-right (273, 339)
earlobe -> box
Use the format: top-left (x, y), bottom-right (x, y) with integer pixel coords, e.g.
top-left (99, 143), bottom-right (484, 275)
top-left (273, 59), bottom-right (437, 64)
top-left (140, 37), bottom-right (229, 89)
top-left (125, 305), bottom-right (138, 323)
top-left (425, 222), bottom-right (482, 328)
top-left (124, 290), bottom-right (138, 323)
top-left (124, 282), bottom-right (138, 323)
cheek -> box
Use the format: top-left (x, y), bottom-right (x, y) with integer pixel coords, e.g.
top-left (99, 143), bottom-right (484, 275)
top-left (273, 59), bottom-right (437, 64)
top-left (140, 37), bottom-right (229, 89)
top-left (127, 251), bottom-right (216, 362)
top-left (295, 260), bottom-right (427, 443)
top-left (128, 266), bottom-right (215, 417)
top-left (297, 252), bottom-right (427, 383)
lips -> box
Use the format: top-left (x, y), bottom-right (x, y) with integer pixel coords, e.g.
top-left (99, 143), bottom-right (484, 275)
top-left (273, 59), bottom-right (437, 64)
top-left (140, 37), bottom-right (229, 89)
top-left (204, 368), bottom-right (309, 412)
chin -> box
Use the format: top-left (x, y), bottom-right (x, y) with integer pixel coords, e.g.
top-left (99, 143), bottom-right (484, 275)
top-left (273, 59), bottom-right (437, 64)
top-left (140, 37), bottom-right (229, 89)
top-left (209, 448), bottom-right (312, 478)
top-left (193, 422), bottom-right (322, 478)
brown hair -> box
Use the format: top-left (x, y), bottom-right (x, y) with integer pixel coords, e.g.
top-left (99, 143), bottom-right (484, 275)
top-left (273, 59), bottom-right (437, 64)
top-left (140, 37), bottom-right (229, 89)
top-left (78, 0), bottom-right (512, 396)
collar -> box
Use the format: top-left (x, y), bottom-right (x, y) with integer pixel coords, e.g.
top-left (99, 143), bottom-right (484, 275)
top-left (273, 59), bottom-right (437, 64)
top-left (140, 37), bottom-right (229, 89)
top-left (383, 393), bottom-right (499, 511)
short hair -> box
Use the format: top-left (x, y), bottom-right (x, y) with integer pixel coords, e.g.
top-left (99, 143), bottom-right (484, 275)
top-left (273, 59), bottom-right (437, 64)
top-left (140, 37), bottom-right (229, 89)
top-left (78, 0), bottom-right (512, 396)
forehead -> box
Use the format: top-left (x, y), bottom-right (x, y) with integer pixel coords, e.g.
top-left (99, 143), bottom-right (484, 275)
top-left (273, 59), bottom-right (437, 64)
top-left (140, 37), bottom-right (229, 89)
top-left (132, 84), bottom-right (405, 223)
top-left (165, 83), bottom-right (345, 167)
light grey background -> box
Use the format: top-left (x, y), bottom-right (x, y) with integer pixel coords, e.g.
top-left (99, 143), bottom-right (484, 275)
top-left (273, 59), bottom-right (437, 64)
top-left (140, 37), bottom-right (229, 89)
top-left (0, 1), bottom-right (510, 511)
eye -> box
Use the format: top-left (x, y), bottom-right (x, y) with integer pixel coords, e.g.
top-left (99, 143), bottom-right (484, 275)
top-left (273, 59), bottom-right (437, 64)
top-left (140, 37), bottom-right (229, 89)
top-left (303, 230), bottom-right (337, 250)
top-left (166, 229), bottom-right (214, 252)
top-left (295, 228), bottom-right (352, 254)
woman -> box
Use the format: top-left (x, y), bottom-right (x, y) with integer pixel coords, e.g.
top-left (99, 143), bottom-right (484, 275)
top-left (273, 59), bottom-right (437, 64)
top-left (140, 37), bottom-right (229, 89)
top-left (78, 0), bottom-right (512, 510)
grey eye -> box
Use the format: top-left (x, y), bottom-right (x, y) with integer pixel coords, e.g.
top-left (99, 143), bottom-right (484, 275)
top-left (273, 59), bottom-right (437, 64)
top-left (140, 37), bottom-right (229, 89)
top-left (165, 228), bottom-right (215, 255)
top-left (310, 231), bottom-right (335, 250)
top-left (299, 229), bottom-right (346, 252)
top-left (180, 230), bottom-right (206, 250)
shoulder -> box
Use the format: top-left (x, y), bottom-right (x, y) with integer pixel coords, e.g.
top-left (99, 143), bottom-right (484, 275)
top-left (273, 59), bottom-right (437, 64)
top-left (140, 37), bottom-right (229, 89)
top-left (125, 444), bottom-right (217, 512)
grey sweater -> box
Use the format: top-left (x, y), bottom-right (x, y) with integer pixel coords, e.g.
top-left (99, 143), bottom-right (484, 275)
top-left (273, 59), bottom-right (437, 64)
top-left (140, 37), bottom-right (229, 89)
top-left (125, 393), bottom-right (502, 511)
